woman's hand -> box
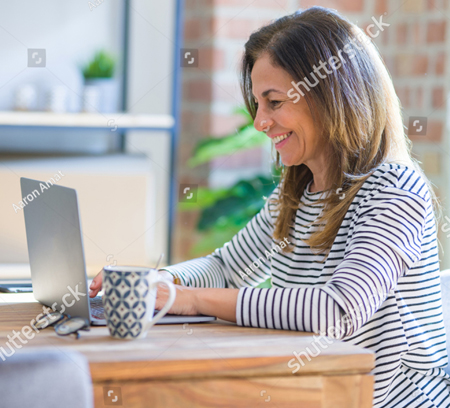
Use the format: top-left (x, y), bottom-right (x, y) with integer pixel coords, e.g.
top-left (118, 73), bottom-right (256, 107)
top-left (88, 268), bottom-right (175, 298)
top-left (89, 268), bottom-right (239, 322)
top-left (156, 284), bottom-right (200, 316)
top-left (89, 270), bottom-right (103, 298)
top-left (157, 286), bottom-right (240, 322)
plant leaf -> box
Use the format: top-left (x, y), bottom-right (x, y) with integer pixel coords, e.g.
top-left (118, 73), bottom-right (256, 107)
top-left (188, 126), bottom-right (269, 167)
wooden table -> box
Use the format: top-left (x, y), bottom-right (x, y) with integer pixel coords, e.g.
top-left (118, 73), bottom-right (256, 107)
top-left (0, 294), bottom-right (374, 407)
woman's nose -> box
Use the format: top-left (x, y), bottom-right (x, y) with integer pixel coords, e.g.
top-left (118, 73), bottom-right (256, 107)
top-left (254, 112), bottom-right (274, 133)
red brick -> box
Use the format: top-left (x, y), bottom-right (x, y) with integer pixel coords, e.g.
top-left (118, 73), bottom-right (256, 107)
top-left (375, 0), bottom-right (388, 14)
top-left (177, 141), bottom-right (195, 165)
top-left (178, 210), bottom-right (200, 230)
top-left (201, 16), bottom-right (215, 38)
top-left (435, 52), bottom-right (446, 75)
top-left (381, 25), bottom-right (389, 46)
top-left (301, 0), bottom-right (364, 12)
top-left (413, 21), bottom-right (421, 45)
top-left (412, 55), bottom-right (429, 75)
top-left (184, 18), bottom-right (203, 40)
top-left (432, 86), bottom-right (445, 109)
top-left (397, 23), bottom-right (408, 45)
top-left (395, 54), bottom-right (409, 76)
top-left (185, 0), bottom-right (215, 8)
top-left (185, 0), bottom-right (197, 9)
top-left (199, 47), bottom-right (226, 70)
top-left (173, 232), bottom-right (197, 261)
top-left (427, 120), bottom-right (443, 142)
top-left (186, 80), bottom-right (213, 102)
top-left (395, 54), bottom-right (428, 76)
top-left (181, 110), bottom-right (211, 135)
top-left (426, 20), bottom-right (446, 43)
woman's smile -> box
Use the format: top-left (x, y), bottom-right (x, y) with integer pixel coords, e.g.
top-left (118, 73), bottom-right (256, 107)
top-left (270, 131), bottom-right (293, 149)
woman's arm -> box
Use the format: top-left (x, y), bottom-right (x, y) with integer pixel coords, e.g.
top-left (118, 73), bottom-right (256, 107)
top-left (235, 186), bottom-right (429, 338)
top-left (157, 185), bottom-right (429, 337)
top-left (156, 285), bottom-right (240, 322)
top-left (195, 288), bottom-right (240, 322)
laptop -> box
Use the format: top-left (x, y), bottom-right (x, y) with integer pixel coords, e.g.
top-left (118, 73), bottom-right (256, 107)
top-left (20, 177), bottom-right (215, 326)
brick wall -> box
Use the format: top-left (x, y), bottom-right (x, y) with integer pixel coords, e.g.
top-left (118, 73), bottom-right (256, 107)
top-left (380, 0), bottom-right (449, 267)
top-left (174, 0), bottom-right (450, 267)
top-left (174, 0), bottom-right (301, 261)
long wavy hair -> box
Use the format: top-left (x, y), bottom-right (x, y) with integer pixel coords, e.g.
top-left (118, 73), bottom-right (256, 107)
top-left (240, 6), bottom-right (437, 255)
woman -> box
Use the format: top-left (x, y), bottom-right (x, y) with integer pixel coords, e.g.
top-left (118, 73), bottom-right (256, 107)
top-left (90, 7), bottom-right (450, 408)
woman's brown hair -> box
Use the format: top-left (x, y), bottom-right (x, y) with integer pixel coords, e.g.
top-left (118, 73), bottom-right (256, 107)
top-left (241, 6), bottom-right (437, 255)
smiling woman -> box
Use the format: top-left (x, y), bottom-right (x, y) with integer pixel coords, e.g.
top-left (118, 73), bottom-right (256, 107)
top-left (250, 55), bottom-right (330, 181)
top-left (88, 6), bottom-right (450, 408)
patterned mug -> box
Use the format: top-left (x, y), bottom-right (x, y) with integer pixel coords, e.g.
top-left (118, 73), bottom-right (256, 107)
top-left (102, 266), bottom-right (176, 339)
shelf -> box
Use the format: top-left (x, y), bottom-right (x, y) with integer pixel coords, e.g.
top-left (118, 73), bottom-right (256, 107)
top-left (0, 111), bottom-right (175, 131)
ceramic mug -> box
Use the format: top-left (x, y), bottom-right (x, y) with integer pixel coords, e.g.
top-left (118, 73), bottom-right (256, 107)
top-left (102, 266), bottom-right (176, 339)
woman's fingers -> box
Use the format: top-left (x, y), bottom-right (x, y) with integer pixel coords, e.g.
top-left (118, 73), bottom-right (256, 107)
top-left (155, 285), bottom-right (198, 316)
top-left (89, 270), bottom-right (103, 297)
top-left (88, 269), bottom-right (174, 298)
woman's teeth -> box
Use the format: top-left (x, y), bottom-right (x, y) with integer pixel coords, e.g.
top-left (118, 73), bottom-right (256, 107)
top-left (273, 132), bottom-right (292, 144)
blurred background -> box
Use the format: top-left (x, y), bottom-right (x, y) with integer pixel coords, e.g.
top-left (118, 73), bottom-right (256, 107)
top-left (0, 0), bottom-right (449, 278)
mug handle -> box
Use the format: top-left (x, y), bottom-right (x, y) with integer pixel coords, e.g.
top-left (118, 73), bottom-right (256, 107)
top-left (145, 277), bottom-right (176, 330)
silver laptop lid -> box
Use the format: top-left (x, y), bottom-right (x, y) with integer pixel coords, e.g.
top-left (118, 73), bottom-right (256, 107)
top-left (20, 177), bottom-right (91, 321)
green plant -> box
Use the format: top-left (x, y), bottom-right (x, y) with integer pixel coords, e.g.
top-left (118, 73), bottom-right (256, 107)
top-left (82, 50), bottom-right (116, 79)
top-left (181, 108), bottom-right (279, 288)
top-left (187, 107), bottom-right (266, 167)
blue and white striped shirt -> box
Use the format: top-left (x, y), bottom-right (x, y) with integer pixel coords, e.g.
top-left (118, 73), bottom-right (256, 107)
top-left (166, 163), bottom-right (450, 408)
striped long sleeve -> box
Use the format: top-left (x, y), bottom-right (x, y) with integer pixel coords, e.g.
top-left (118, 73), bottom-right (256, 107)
top-left (237, 186), bottom-right (427, 339)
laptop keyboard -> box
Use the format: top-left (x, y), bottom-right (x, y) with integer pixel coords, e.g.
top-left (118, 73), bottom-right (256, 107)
top-left (89, 296), bottom-right (163, 320)
top-left (90, 296), bottom-right (105, 320)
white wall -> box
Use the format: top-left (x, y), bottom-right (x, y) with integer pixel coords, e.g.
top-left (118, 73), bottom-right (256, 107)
top-left (0, 0), bottom-right (175, 266)
top-left (126, 0), bottom-right (176, 260)
top-left (0, 0), bottom-right (124, 152)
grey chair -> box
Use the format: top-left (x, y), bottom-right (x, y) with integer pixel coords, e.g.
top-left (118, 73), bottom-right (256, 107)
top-left (0, 348), bottom-right (93, 408)
top-left (440, 269), bottom-right (450, 376)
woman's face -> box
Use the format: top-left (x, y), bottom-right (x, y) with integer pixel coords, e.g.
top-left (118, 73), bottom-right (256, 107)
top-left (251, 53), bottom-right (330, 171)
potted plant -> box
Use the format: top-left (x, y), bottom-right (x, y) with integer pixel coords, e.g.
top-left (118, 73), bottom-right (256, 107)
top-left (81, 50), bottom-right (118, 113)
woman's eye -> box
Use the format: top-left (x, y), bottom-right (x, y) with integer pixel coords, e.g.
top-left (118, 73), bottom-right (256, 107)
top-left (270, 100), bottom-right (282, 107)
